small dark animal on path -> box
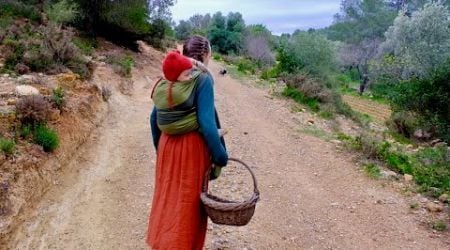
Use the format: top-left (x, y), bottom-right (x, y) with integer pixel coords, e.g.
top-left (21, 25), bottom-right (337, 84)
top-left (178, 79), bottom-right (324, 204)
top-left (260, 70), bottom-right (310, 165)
top-left (219, 69), bottom-right (227, 76)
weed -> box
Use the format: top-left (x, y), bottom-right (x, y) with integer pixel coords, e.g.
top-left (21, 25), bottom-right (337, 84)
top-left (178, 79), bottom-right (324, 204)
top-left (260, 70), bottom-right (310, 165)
top-left (33, 124), bottom-right (59, 152)
top-left (0, 138), bottom-right (15, 155)
top-left (52, 87), bottom-right (65, 110)
top-left (432, 220), bottom-right (447, 231)
top-left (364, 163), bottom-right (381, 179)
top-left (282, 86), bottom-right (320, 112)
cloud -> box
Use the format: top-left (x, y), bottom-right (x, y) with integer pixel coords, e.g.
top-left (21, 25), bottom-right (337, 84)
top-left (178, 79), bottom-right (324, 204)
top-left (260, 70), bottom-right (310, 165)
top-left (170, 0), bottom-right (341, 34)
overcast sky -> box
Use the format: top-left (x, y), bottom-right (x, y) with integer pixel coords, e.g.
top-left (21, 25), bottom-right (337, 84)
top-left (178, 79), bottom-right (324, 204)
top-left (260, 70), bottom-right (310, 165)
top-left (171, 0), bottom-right (341, 35)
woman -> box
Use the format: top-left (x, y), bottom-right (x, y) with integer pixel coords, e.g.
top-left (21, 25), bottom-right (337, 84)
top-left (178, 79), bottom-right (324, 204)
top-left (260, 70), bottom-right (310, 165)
top-left (147, 35), bottom-right (228, 249)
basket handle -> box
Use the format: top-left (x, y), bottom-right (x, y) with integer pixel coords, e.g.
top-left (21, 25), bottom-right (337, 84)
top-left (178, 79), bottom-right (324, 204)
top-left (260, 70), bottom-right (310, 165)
top-left (202, 158), bottom-right (260, 197)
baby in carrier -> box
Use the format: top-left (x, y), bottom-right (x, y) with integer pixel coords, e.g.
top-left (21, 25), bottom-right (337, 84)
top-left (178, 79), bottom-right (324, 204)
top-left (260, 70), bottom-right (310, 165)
top-left (155, 50), bottom-right (228, 137)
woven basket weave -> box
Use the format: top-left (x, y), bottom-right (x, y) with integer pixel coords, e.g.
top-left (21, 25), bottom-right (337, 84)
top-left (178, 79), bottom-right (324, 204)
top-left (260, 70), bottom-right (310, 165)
top-left (201, 158), bottom-right (260, 226)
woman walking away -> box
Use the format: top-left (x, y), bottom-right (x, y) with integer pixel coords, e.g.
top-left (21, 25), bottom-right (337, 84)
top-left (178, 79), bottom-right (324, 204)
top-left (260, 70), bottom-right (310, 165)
top-left (147, 35), bottom-right (228, 249)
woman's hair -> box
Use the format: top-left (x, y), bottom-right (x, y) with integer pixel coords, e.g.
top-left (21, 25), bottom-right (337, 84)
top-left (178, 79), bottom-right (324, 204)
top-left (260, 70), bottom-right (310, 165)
top-left (182, 35), bottom-right (210, 62)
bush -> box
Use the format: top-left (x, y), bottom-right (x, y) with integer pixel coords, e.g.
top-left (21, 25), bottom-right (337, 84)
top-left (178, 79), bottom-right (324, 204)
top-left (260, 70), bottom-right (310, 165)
top-left (412, 146), bottom-right (450, 194)
top-left (108, 55), bottom-right (134, 77)
top-left (260, 67), bottom-right (279, 80)
top-left (72, 37), bottom-right (96, 56)
top-left (19, 124), bottom-right (33, 139)
top-left (282, 86), bottom-right (320, 112)
top-left (387, 59), bottom-right (450, 142)
top-left (0, 1), bottom-right (41, 22)
top-left (236, 58), bottom-right (256, 74)
top-left (282, 73), bottom-right (335, 103)
top-left (33, 124), bottom-right (59, 152)
top-left (0, 138), bottom-right (16, 155)
top-left (16, 95), bottom-right (52, 125)
top-left (386, 111), bottom-right (420, 139)
top-left (45, 0), bottom-right (79, 25)
top-left (52, 86), bottom-right (65, 110)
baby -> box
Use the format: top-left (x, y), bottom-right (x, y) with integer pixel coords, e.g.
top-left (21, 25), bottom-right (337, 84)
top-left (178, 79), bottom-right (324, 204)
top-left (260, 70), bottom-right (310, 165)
top-left (161, 50), bottom-right (228, 137)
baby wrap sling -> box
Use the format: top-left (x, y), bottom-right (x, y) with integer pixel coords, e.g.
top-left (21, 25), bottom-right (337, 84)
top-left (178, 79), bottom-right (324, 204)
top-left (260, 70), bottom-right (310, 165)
top-left (152, 70), bottom-right (202, 135)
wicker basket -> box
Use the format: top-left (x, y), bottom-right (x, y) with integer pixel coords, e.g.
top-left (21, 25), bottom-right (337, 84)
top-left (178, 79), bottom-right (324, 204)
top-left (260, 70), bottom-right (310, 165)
top-left (201, 158), bottom-right (260, 226)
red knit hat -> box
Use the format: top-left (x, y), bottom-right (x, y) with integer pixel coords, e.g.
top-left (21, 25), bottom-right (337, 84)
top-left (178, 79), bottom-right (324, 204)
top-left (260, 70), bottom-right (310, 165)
top-left (162, 50), bottom-right (193, 82)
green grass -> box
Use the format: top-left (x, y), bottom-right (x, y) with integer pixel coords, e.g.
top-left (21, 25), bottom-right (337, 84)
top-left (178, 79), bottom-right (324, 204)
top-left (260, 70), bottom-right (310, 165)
top-left (72, 37), bottom-right (96, 56)
top-left (33, 124), bottom-right (59, 152)
top-left (338, 132), bottom-right (450, 196)
top-left (432, 220), bottom-right (447, 231)
top-left (364, 163), bottom-right (381, 179)
top-left (19, 124), bottom-right (33, 139)
top-left (282, 87), bottom-right (320, 112)
top-left (0, 138), bottom-right (16, 155)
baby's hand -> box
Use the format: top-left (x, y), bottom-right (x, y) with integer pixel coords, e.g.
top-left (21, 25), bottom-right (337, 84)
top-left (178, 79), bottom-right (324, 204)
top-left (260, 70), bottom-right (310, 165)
top-left (190, 58), bottom-right (209, 73)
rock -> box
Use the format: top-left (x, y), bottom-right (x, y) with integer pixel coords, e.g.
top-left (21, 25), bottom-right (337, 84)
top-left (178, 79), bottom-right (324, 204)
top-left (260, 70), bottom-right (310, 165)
top-left (6, 99), bottom-right (16, 106)
top-left (435, 142), bottom-right (447, 148)
top-left (404, 174), bottom-right (413, 183)
top-left (430, 139), bottom-right (442, 146)
top-left (438, 194), bottom-right (448, 203)
top-left (2, 74), bottom-right (10, 78)
top-left (0, 92), bottom-right (13, 97)
top-left (426, 202), bottom-right (444, 213)
top-left (413, 129), bottom-right (432, 140)
top-left (96, 55), bottom-right (107, 61)
top-left (381, 170), bottom-right (398, 180)
top-left (18, 74), bottom-right (36, 84)
top-left (15, 85), bottom-right (39, 96)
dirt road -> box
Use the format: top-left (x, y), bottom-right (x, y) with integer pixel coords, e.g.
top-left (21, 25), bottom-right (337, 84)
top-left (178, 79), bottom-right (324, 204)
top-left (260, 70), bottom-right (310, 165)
top-left (9, 59), bottom-right (449, 249)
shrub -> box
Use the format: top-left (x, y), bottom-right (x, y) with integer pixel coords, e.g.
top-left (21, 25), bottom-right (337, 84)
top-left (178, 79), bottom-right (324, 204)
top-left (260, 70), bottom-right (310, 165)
top-left (236, 58), bottom-right (256, 74)
top-left (72, 37), bottom-right (96, 56)
top-left (282, 86), bottom-right (320, 112)
top-left (386, 111), bottom-right (420, 139)
top-left (16, 95), bottom-right (52, 125)
top-left (44, 0), bottom-right (79, 25)
top-left (387, 59), bottom-right (450, 142)
top-left (282, 73), bottom-right (335, 103)
top-left (33, 124), bottom-right (59, 152)
top-left (260, 67), bottom-right (279, 80)
top-left (108, 54), bottom-right (134, 77)
top-left (52, 87), bottom-right (65, 110)
top-left (0, 138), bottom-right (15, 156)
top-left (19, 124), bottom-right (33, 139)
top-left (412, 146), bottom-right (450, 194)
top-left (0, 1), bottom-right (41, 22)
top-left (213, 53), bottom-right (222, 61)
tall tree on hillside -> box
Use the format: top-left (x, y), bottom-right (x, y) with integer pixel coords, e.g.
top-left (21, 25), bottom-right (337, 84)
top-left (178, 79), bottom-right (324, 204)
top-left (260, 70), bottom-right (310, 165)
top-left (174, 20), bottom-right (192, 40)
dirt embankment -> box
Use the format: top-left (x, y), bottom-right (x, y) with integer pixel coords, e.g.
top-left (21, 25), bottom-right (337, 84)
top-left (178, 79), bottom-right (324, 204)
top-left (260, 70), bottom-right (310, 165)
top-left (0, 40), bottom-right (161, 247)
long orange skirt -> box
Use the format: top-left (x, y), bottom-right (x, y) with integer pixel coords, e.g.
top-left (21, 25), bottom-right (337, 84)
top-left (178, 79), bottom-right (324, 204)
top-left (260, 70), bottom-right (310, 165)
top-left (147, 131), bottom-right (211, 249)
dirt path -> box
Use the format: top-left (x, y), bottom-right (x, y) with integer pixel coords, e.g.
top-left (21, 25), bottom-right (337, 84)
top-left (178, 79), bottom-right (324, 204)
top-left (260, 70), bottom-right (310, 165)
top-left (9, 60), bottom-right (449, 250)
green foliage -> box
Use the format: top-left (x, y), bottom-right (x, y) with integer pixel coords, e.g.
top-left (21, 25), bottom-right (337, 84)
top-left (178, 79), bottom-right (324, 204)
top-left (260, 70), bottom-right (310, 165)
top-left (0, 138), bottom-right (16, 156)
top-left (364, 163), bottom-right (381, 179)
top-left (377, 2), bottom-right (450, 80)
top-left (212, 53), bottom-right (222, 61)
top-left (277, 32), bottom-right (337, 78)
top-left (282, 86), bottom-right (320, 112)
top-left (72, 37), bottom-right (96, 56)
top-left (236, 58), bottom-right (256, 74)
top-left (339, 132), bottom-right (450, 194)
top-left (432, 220), bottom-right (447, 231)
top-left (45, 0), bottom-right (79, 25)
top-left (388, 59), bottom-right (450, 142)
top-left (260, 67), bottom-right (279, 80)
top-left (207, 12), bottom-right (245, 54)
top-left (19, 124), bottom-right (33, 139)
top-left (108, 54), bottom-right (134, 77)
top-left (52, 87), bottom-right (65, 110)
top-left (33, 124), bottom-right (59, 152)
top-left (0, 0), bottom-right (41, 22)
top-left (412, 146), bottom-right (450, 194)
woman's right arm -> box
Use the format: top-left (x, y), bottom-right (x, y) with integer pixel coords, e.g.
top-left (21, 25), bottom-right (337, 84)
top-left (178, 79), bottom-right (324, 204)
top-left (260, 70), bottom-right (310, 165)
top-left (196, 74), bottom-right (228, 167)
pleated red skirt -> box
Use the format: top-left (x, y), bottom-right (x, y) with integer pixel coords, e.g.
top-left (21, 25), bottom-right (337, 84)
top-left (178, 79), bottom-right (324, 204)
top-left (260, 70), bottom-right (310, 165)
top-left (147, 131), bottom-right (211, 250)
